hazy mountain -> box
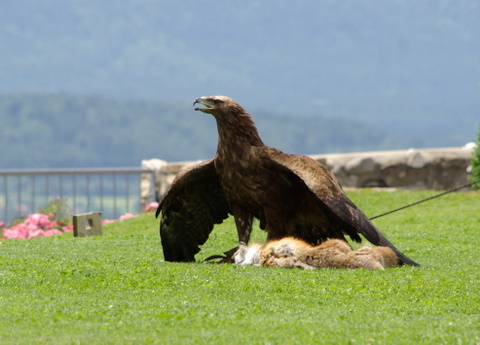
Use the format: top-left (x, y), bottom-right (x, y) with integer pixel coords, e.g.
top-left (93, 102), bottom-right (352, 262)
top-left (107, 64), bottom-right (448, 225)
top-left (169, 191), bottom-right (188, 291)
top-left (1, 1), bottom-right (479, 166)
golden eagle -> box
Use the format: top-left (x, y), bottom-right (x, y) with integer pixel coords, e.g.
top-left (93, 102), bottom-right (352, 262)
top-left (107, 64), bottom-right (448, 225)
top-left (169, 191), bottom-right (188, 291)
top-left (155, 95), bottom-right (419, 266)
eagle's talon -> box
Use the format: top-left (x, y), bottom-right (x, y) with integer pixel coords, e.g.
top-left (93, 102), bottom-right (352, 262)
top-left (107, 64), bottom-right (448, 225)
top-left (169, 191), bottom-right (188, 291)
top-left (204, 246), bottom-right (238, 264)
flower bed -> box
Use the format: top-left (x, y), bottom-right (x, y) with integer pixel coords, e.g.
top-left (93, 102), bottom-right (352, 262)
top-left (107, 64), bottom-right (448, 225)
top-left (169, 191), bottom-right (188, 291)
top-left (0, 201), bottom-right (159, 240)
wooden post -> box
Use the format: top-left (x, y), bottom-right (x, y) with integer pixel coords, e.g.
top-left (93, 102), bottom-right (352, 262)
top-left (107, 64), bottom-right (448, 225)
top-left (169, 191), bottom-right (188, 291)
top-left (73, 212), bottom-right (102, 237)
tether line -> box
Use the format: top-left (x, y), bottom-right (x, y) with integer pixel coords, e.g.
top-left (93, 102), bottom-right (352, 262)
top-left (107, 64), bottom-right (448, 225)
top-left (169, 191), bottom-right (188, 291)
top-left (370, 179), bottom-right (480, 220)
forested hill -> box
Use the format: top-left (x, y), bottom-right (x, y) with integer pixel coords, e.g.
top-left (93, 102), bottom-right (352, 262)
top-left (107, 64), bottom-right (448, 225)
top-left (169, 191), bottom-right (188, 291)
top-left (0, 95), bottom-right (414, 169)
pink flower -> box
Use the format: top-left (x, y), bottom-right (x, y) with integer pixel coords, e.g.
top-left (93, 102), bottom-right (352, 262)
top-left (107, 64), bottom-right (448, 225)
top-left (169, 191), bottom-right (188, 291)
top-left (119, 213), bottom-right (137, 221)
top-left (145, 202), bottom-right (159, 212)
top-left (25, 213), bottom-right (52, 228)
top-left (2, 212), bottom-right (67, 239)
top-left (41, 229), bottom-right (63, 237)
top-left (3, 227), bottom-right (26, 239)
top-left (62, 224), bottom-right (74, 232)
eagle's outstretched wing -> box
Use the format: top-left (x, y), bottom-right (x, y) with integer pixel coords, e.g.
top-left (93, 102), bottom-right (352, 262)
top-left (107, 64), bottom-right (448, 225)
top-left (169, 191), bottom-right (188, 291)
top-left (261, 147), bottom-right (419, 266)
top-left (156, 159), bottom-right (231, 262)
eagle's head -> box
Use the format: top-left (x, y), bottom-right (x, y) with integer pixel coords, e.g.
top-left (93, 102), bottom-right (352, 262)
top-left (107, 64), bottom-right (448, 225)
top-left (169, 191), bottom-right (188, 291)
top-left (193, 95), bottom-right (263, 145)
top-left (193, 95), bottom-right (243, 117)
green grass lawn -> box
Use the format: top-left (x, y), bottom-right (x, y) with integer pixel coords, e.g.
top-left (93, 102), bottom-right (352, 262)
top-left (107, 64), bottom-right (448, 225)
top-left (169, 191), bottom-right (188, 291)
top-left (1, 190), bottom-right (479, 344)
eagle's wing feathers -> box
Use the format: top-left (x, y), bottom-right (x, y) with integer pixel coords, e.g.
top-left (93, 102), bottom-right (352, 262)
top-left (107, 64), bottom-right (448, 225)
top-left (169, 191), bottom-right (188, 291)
top-left (156, 159), bottom-right (231, 262)
top-left (261, 147), bottom-right (418, 266)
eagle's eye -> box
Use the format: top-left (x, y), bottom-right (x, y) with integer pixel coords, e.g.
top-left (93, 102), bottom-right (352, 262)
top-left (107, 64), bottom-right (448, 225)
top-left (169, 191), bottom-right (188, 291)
top-left (212, 99), bottom-right (223, 105)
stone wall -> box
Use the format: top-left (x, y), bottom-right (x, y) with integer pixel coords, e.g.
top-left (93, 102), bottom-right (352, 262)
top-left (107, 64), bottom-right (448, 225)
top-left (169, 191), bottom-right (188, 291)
top-left (309, 146), bottom-right (474, 189)
top-left (141, 145), bottom-right (475, 207)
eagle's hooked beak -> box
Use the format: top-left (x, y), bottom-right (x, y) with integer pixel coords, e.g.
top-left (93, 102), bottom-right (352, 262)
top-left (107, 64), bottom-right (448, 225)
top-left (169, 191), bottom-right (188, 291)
top-left (193, 97), bottom-right (212, 112)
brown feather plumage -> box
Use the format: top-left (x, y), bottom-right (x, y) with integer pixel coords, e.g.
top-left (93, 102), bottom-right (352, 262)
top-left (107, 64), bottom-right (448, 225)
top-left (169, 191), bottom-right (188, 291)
top-left (156, 95), bottom-right (419, 266)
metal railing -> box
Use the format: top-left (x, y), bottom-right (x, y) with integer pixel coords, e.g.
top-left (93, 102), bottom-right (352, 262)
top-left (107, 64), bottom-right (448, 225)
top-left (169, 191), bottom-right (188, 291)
top-left (0, 167), bottom-right (156, 224)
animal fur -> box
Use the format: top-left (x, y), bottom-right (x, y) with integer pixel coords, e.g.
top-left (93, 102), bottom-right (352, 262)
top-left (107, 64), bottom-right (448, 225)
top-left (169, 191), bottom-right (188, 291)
top-left (234, 237), bottom-right (399, 270)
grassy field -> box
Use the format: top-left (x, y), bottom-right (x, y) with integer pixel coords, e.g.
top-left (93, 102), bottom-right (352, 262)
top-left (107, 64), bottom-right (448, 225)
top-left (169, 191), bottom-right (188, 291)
top-left (1, 190), bottom-right (479, 344)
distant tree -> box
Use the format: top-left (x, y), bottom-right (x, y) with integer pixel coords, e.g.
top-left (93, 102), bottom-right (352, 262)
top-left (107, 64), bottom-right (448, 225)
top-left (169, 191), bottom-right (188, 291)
top-left (470, 125), bottom-right (480, 190)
